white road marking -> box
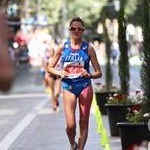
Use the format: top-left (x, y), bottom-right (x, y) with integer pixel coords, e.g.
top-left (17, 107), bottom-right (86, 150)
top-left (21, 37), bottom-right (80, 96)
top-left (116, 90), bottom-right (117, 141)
top-left (0, 93), bottom-right (63, 99)
top-left (0, 98), bottom-right (49, 150)
top-left (0, 109), bottom-right (18, 116)
top-left (0, 93), bottom-right (48, 99)
top-left (37, 108), bottom-right (54, 115)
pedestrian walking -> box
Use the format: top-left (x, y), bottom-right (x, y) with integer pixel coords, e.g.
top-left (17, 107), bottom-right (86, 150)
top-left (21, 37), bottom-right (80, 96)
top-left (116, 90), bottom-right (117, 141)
top-left (111, 39), bottom-right (119, 65)
top-left (0, 8), bottom-right (14, 92)
top-left (48, 17), bottom-right (102, 150)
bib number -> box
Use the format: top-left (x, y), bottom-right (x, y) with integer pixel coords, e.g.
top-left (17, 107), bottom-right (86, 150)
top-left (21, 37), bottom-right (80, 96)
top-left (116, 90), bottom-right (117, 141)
top-left (63, 62), bottom-right (84, 78)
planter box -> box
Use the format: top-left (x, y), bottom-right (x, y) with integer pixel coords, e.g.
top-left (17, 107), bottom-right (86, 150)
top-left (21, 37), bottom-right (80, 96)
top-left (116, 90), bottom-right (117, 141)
top-left (105, 104), bottom-right (133, 136)
top-left (117, 122), bottom-right (150, 149)
top-left (95, 92), bottom-right (115, 115)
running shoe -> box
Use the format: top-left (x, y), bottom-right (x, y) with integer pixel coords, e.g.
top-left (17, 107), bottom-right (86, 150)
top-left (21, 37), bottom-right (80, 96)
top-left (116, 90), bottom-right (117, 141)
top-left (70, 142), bottom-right (78, 150)
top-left (53, 99), bottom-right (59, 111)
top-left (55, 99), bottom-right (59, 107)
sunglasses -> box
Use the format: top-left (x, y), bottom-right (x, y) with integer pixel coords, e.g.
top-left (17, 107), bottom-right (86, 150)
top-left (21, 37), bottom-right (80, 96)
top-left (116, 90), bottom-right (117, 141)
top-left (69, 27), bottom-right (84, 31)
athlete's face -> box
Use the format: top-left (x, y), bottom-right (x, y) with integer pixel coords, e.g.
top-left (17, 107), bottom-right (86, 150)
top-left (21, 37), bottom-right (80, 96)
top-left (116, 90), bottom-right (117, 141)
top-left (69, 21), bottom-right (85, 39)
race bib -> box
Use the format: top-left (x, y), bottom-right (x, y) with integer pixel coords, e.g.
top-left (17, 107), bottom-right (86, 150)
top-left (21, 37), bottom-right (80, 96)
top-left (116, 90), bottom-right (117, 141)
top-left (63, 61), bottom-right (84, 78)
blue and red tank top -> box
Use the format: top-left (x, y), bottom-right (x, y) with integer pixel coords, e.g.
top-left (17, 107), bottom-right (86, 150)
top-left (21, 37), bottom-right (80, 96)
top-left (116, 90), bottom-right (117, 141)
top-left (61, 40), bottom-right (91, 85)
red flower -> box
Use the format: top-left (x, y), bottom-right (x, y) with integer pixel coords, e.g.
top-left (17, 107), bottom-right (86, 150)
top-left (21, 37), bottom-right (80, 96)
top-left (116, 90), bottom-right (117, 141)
top-left (124, 143), bottom-right (141, 150)
top-left (114, 94), bottom-right (127, 101)
top-left (132, 105), bottom-right (141, 112)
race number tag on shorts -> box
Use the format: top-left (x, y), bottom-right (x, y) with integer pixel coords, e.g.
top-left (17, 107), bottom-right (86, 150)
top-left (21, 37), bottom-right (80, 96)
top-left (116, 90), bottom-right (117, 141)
top-left (63, 61), bottom-right (84, 78)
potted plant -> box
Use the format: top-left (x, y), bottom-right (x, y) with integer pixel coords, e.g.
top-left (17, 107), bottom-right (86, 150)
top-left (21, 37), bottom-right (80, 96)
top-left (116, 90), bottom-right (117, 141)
top-left (105, 91), bottom-right (142, 136)
top-left (117, 100), bottom-right (150, 150)
top-left (117, 0), bottom-right (150, 149)
top-left (94, 83), bottom-right (118, 115)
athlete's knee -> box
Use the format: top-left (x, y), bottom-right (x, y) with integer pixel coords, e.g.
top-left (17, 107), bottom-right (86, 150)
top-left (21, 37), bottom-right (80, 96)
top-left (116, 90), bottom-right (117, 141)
top-left (66, 123), bottom-right (76, 130)
top-left (66, 123), bottom-right (76, 134)
top-left (55, 92), bottom-right (60, 98)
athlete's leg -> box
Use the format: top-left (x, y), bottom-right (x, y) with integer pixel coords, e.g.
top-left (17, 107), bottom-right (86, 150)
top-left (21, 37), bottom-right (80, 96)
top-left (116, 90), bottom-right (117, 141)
top-left (63, 90), bottom-right (77, 147)
top-left (78, 86), bottom-right (93, 150)
top-left (46, 75), bottom-right (56, 110)
top-left (54, 78), bottom-right (61, 106)
top-left (42, 71), bottom-right (48, 89)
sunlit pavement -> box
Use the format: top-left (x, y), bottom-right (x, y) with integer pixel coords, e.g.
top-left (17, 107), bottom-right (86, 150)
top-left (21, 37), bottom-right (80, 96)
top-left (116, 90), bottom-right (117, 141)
top-left (0, 64), bottom-right (140, 150)
top-left (0, 94), bottom-right (121, 150)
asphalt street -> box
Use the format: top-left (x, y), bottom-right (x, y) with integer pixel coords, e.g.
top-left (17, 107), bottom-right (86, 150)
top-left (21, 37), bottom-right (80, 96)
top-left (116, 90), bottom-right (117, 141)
top-left (0, 64), bottom-right (141, 150)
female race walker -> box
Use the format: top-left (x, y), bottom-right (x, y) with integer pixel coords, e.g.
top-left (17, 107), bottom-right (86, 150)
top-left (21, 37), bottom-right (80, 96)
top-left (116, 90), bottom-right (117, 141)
top-left (41, 43), bottom-right (61, 111)
top-left (48, 17), bottom-right (102, 150)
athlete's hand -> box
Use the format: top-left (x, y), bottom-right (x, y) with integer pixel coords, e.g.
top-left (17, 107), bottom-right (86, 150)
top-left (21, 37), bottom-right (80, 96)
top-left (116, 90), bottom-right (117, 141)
top-left (80, 69), bottom-right (92, 78)
top-left (59, 70), bottom-right (68, 78)
top-left (45, 72), bottom-right (50, 79)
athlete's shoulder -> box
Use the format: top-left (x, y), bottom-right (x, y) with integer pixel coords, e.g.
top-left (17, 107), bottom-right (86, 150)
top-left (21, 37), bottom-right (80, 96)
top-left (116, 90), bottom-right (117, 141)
top-left (63, 39), bottom-right (70, 49)
top-left (87, 42), bottom-right (95, 56)
top-left (87, 42), bottom-right (94, 50)
top-left (82, 40), bottom-right (89, 46)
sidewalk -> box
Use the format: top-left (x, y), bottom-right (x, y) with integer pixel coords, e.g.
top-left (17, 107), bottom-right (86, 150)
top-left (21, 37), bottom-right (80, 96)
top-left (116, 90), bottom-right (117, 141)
top-left (88, 109), bottom-right (122, 150)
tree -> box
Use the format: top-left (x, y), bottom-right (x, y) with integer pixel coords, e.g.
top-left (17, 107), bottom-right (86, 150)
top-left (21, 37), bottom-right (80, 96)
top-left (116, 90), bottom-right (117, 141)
top-left (19, 0), bottom-right (108, 38)
top-left (125, 0), bottom-right (140, 16)
top-left (67, 0), bottom-right (107, 28)
top-left (25, 0), bottom-right (62, 25)
top-left (125, 0), bottom-right (142, 26)
top-left (25, 0), bottom-right (108, 28)
top-left (101, 9), bottom-right (112, 91)
top-left (140, 0), bottom-right (150, 113)
top-left (118, 0), bottom-right (130, 95)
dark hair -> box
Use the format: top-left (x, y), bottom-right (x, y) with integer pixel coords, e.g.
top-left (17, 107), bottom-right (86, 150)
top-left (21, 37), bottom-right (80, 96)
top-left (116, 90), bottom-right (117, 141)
top-left (69, 17), bottom-right (84, 27)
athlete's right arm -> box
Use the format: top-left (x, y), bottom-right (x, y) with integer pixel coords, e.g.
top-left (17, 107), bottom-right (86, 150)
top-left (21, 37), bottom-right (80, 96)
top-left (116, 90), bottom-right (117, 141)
top-left (47, 44), bottom-right (68, 78)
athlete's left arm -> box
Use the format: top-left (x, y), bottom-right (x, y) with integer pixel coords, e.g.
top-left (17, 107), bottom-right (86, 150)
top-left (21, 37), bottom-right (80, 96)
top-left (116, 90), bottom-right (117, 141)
top-left (88, 45), bottom-right (102, 79)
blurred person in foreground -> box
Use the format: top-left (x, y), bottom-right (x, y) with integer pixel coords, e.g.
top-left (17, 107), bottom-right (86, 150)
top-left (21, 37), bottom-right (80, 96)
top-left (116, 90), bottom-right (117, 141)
top-left (48, 17), bottom-right (102, 150)
top-left (0, 9), bottom-right (14, 92)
